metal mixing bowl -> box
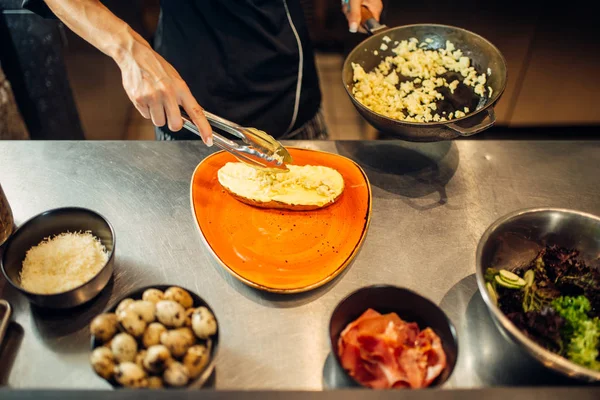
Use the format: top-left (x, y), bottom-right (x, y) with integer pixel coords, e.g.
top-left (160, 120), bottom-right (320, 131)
top-left (1, 207), bottom-right (115, 309)
top-left (475, 208), bottom-right (600, 382)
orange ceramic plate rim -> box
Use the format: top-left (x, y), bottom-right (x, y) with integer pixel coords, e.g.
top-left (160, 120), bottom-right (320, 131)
top-left (189, 147), bottom-right (372, 294)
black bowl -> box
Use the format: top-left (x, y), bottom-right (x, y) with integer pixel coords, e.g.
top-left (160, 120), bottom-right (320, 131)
top-left (91, 284), bottom-right (220, 389)
top-left (329, 285), bottom-right (458, 389)
top-left (1, 207), bottom-right (115, 309)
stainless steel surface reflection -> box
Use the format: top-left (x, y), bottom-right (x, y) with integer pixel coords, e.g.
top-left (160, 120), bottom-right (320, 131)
top-left (0, 184), bottom-right (14, 246)
top-left (475, 208), bottom-right (600, 382)
top-left (0, 140), bottom-right (599, 390)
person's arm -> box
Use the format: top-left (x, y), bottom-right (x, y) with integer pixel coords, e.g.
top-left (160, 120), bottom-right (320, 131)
top-left (42, 0), bottom-right (213, 144)
top-left (343, 0), bottom-right (384, 33)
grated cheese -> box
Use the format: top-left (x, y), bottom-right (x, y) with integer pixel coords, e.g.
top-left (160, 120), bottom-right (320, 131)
top-left (20, 231), bottom-right (108, 294)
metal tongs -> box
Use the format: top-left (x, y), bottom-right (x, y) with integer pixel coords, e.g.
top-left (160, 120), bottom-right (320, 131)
top-left (181, 110), bottom-right (293, 171)
top-left (0, 300), bottom-right (11, 351)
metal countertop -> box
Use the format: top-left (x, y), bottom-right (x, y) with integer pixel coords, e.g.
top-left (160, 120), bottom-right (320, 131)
top-left (2, 388), bottom-right (600, 399)
top-left (0, 140), bottom-right (599, 390)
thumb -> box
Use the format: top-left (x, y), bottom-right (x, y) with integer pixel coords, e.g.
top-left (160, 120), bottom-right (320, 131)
top-left (348, 0), bottom-right (362, 33)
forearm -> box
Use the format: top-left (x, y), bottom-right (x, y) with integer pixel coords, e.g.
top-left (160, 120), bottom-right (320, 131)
top-left (42, 0), bottom-right (148, 66)
top-left (39, 1), bottom-right (217, 142)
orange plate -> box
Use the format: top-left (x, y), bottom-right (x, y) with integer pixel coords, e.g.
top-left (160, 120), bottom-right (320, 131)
top-left (190, 147), bottom-right (372, 293)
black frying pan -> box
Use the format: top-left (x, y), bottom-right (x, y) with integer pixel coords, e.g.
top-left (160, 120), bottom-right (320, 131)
top-left (343, 8), bottom-right (508, 141)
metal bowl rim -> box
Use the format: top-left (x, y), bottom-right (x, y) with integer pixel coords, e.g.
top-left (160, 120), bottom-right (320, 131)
top-left (475, 207), bottom-right (600, 381)
top-left (0, 206), bottom-right (116, 298)
top-left (328, 283), bottom-right (459, 388)
top-left (342, 22), bottom-right (508, 127)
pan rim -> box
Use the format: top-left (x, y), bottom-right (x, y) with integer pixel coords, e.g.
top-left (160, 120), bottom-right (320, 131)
top-left (342, 22), bottom-right (508, 127)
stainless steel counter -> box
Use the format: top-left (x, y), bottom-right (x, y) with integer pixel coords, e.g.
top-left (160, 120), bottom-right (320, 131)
top-left (1, 140), bottom-right (599, 390)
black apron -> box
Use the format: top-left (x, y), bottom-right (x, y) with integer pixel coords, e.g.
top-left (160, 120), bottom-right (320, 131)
top-left (23, 0), bottom-right (323, 139)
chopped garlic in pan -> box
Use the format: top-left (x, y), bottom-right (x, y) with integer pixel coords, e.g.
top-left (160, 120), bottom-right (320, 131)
top-left (351, 38), bottom-right (491, 123)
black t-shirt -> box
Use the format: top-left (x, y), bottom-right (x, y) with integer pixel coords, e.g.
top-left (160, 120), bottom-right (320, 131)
top-left (23, 0), bottom-right (322, 139)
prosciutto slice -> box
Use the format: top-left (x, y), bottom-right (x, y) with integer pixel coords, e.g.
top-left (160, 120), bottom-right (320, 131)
top-left (337, 309), bottom-right (446, 389)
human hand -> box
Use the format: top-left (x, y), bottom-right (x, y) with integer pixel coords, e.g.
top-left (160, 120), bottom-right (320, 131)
top-left (116, 38), bottom-right (213, 145)
top-left (342, 0), bottom-right (383, 33)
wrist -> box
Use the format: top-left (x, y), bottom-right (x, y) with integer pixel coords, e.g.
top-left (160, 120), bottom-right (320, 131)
top-left (107, 23), bottom-right (140, 67)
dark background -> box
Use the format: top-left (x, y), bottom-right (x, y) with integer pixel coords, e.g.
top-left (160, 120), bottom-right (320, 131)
top-left (1, 0), bottom-right (598, 140)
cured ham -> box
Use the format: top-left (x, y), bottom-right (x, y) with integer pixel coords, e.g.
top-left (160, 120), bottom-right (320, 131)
top-left (337, 308), bottom-right (446, 389)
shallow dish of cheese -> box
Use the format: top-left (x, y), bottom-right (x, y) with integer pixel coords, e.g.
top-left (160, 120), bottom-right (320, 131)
top-left (217, 162), bottom-right (345, 211)
top-left (0, 207), bottom-right (115, 309)
top-left (190, 148), bottom-right (372, 293)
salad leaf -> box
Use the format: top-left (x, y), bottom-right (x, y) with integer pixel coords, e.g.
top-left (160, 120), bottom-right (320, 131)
top-left (552, 295), bottom-right (600, 371)
top-left (522, 284), bottom-right (560, 313)
top-left (491, 245), bottom-right (600, 370)
top-left (566, 319), bottom-right (600, 370)
top-left (556, 269), bottom-right (600, 318)
top-left (540, 246), bottom-right (580, 283)
top-left (506, 307), bottom-right (564, 353)
top-left (552, 295), bottom-right (591, 336)
top-left (522, 267), bottom-right (560, 313)
top-left (498, 287), bottom-right (524, 314)
top-left (535, 246), bottom-right (600, 318)
top-left (484, 268), bottom-right (499, 283)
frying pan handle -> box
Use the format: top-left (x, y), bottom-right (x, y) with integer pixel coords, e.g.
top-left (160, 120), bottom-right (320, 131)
top-left (447, 108), bottom-right (496, 136)
top-left (360, 6), bottom-right (386, 35)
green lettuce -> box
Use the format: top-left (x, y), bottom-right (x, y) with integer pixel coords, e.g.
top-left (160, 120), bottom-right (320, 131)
top-left (552, 296), bottom-right (600, 371)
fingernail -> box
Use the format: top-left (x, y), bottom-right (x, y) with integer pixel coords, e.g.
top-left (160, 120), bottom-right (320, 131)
top-left (206, 136), bottom-right (213, 147)
top-left (349, 22), bottom-right (358, 33)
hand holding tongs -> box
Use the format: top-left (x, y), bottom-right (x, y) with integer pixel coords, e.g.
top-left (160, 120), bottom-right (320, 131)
top-left (181, 110), bottom-right (293, 171)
